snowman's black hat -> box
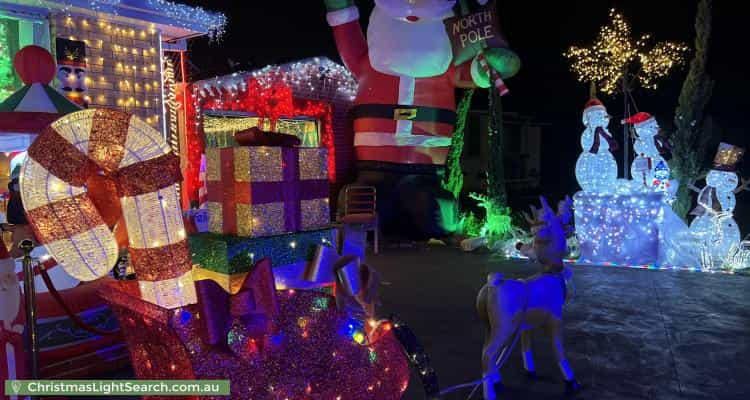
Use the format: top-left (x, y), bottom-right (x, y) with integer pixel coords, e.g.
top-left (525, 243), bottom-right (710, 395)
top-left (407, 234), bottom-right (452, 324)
top-left (712, 143), bottom-right (744, 172)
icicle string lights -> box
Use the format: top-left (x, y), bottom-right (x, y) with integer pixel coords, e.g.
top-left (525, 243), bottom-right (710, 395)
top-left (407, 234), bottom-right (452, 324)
top-left (196, 58), bottom-right (358, 101)
top-left (33, 0), bottom-right (227, 40)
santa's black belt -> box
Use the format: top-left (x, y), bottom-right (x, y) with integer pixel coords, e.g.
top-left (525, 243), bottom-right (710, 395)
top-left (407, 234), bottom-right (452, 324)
top-left (351, 104), bottom-right (457, 125)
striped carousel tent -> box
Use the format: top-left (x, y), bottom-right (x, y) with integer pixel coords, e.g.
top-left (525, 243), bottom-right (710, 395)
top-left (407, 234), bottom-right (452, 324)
top-left (0, 45), bottom-right (81, 152)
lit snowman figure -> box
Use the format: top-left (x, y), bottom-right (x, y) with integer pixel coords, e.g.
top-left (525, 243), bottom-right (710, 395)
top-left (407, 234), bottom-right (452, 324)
top-left (690, 143), bottom-right (746, 268)
top-left (625, 112), bottom-right (672, 195)
top-left (575, 98), bottom-right (618, 192)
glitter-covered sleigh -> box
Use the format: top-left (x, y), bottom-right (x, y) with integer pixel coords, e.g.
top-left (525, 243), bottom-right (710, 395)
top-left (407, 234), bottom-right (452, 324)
top-left (20, 109), bottom-right (409, 399)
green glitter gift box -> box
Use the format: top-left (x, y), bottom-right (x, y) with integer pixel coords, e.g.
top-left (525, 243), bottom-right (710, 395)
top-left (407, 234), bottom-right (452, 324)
top-left (205, 146), bottom-right (330, 237)
top-left (188, 227), bottom-right (337, 275)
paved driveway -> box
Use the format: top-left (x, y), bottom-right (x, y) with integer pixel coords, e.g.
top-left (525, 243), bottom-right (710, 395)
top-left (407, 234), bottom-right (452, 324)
top-left (371, 245), bottom-right (750, 400)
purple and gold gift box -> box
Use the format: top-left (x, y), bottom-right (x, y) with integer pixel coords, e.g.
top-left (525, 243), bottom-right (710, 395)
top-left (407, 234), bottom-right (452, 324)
top-left (206, 146), bottom-right (330, 237)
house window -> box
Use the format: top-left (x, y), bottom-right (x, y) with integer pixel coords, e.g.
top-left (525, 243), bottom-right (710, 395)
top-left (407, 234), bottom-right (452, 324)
top-left (275, 118), bottom-right (320, 147)
top-left (203, 112), bottom-right (321, 148)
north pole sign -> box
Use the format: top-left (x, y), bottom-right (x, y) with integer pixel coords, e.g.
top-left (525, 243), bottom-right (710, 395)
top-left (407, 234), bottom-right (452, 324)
top-left (444, 0), bottom-right (507, 60)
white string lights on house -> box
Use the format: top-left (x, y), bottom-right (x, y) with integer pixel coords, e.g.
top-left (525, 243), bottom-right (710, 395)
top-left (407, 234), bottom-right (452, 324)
top-left (146, 0), bottom-right (227, 41)
top-left (55, 15), bottom-right (162, 128)
top-left (196, 57), bottom-right (358, 102)
top-left (39, 0), bottom-right (227, 41)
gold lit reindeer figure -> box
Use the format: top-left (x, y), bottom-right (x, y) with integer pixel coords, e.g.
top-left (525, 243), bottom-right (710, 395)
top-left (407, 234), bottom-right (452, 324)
top-left (477, 197), bottom-right (581, 399)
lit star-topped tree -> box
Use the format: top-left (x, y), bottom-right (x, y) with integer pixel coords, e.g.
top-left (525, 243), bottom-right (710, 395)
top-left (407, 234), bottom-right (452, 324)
top-left (564, 9), bottom-right (689, 179)
top-left (565, 9), bottom-right (689, 95)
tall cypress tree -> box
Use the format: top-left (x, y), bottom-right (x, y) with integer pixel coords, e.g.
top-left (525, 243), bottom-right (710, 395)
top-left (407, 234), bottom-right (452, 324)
top-left (487, 86), bottom-right (507, 207)
top-left (672, 0), bottom-right (714, 220)
top-left (441, 0), bottom-right (475, 200)
top-left (441, 89), bottom-right (474, 199)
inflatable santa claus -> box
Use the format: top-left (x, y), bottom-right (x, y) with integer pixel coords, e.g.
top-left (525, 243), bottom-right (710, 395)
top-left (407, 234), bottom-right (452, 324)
top-left (324, 0), bottom-right (520, 238)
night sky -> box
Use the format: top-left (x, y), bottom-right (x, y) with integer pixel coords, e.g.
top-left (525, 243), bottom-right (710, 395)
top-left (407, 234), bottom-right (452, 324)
top-left (181, 0), bottom-right (748, 208)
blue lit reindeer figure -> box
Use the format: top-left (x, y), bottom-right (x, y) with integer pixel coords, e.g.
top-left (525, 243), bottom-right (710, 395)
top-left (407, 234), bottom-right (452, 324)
top-left (477, 196), bottom-right (581, 399)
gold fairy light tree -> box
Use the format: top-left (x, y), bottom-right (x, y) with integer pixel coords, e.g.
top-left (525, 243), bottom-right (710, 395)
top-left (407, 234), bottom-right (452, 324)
top-left (564, 9), bottom-right (689, 178)
top-left (565, 9), bottom-right (689, 95)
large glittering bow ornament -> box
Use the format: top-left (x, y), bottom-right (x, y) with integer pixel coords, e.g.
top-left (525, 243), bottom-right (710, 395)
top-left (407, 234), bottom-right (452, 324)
top-left (195, 258), bottom-right (279, 357)
top-left (589, 126), bottom-right (619, 153)
top-left (304, 245), bottom-right (380, 318)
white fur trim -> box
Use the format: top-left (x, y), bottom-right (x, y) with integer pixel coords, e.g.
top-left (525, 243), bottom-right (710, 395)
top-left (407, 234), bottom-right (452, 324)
top-left (327, 6), bottom-right (359, 26)
top-left (583, 105), bottom-right (606, 115)
top-left (396, 76), bottom-right (416, 136)
top-left (471, 56), bottom-right (491, 89)
top-left (582, 105), bottom-right (607, 124)
top-left (354, 132), bottom-right (452, 147)
top-left (634, 117), bottom-right (656, 127)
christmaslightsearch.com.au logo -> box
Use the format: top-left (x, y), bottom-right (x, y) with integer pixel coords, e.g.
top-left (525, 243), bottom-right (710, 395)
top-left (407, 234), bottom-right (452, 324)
top-left (4, 380), bottom-right (230, 396)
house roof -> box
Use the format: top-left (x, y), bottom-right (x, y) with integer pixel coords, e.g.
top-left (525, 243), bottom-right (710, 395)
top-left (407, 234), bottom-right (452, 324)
top-left (193, 57), bottom-right (358, 102)
top-left (0, 0), bottom-right (227, 40)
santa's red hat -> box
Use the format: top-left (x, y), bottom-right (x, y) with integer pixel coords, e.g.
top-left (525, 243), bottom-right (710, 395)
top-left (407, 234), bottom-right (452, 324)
top-left (622, 112), bottom-right (655, 126)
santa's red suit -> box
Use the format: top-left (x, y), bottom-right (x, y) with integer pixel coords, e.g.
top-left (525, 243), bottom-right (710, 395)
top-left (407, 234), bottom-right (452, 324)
top-left (329, 6), bottom-right (478, 166)
top-left (327, 3), bottom-right (513, 238)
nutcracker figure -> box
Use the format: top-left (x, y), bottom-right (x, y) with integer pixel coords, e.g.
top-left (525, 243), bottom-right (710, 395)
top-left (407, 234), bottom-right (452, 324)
top-left (55, 38), bottom-right (88, 107)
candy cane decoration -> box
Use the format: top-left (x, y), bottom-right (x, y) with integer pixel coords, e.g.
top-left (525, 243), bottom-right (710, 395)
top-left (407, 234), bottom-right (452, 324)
top-left (477, 52), bottom-right (509, 96)
top-left (21, 109), bottom-right (196, 309)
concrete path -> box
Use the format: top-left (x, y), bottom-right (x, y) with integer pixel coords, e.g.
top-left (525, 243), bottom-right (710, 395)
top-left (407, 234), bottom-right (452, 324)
top-left (370, 245), bottom-right (750, 400)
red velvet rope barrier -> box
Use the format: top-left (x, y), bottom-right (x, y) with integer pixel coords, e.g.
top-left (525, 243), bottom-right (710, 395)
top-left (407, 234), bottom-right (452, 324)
top-left (37, 263), bottom-right (119, 337)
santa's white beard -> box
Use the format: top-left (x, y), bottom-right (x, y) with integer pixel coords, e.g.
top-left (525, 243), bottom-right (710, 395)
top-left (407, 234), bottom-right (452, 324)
top-left (367, 6), bottom-right (453, 78)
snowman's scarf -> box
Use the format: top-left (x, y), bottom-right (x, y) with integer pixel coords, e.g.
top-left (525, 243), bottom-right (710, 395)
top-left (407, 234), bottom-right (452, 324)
top-left (654, 135), bottom-right (673, 156)
top-left (589, 126), bottom-right (619, 154)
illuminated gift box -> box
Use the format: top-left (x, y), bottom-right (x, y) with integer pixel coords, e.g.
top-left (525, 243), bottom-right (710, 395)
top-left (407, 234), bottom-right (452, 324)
top-left (574, 191), bottom-right (663, 265)
top-left (205, 146), bottom-right (330, 237)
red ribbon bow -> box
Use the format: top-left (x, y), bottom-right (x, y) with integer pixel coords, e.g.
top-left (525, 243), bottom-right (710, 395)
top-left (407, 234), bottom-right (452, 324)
top-left (195, 258), bottom-right (279, 349)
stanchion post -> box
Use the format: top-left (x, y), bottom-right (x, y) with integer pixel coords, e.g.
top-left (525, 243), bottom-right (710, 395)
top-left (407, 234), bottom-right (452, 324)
top-left (20, 239), bottom-right (39, 382)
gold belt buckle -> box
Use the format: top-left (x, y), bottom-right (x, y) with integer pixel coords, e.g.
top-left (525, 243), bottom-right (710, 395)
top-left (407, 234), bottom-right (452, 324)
top-left (394, 108), bottom-right (418, 121)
